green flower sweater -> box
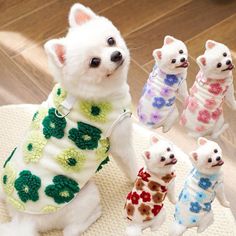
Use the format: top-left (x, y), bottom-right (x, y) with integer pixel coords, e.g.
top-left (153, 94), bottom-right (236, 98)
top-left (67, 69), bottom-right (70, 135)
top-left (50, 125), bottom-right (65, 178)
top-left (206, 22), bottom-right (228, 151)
top-left (1, 84), bottom-right (131, 214)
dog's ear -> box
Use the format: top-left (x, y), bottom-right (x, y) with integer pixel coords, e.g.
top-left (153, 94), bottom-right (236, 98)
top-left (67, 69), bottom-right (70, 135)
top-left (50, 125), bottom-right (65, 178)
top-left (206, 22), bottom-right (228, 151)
top-left (142, 150), bottom-right (151, 160)
top-left (197, 55), bottom-right (206, 67)
top-left (190, 151), bottom-right (198, 162)
top-left (69, 3), bottom-right (96, 27)
top-left (153, 49), bottom-right (162, 60)
top-left (164, 35), bottom-right (175, 45)
top-left (205, 40), bottom-right (217, 50)
top-left (198, 137), bottom-right (208, 146)
top-left (150, 135), bottom-right (159, 145)
top-left (44, 39), bottom-right (65, 68)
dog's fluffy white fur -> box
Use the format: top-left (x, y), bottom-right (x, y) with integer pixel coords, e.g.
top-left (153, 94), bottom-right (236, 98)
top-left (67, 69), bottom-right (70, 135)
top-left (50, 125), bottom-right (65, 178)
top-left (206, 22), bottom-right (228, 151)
top-left (169, 137), bottom-right (230, 236)
top-left (125, 136), bottom-right (178, 236)
top-left (0, 3), bottom-right (138, 235)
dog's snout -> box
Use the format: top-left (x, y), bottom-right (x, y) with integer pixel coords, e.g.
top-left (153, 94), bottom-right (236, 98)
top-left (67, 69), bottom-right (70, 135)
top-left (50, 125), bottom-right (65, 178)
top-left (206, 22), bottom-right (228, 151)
top-left (180, 57), bottom-right (186, 63)
top-left (226, 60), bottom-right (231, 65)
top-left (111, 51), bottom-right (122, 62)
top-left (216, 156), bottom-right (221, 161)
top-left (170, 154), bottom-right (175, 159)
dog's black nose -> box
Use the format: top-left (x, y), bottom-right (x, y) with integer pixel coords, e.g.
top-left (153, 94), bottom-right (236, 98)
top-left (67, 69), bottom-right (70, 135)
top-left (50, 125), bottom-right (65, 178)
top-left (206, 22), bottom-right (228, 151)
top-left (180, 57), bottom-right (186, 63)
top-left (170, 154), bottom-right (175, 159)
top-left (111, 51), bottom-right (122, 62)
top-left (226, 60), bottom-right (231, 65)
top-left (216, 156), bottom-right (221, 161)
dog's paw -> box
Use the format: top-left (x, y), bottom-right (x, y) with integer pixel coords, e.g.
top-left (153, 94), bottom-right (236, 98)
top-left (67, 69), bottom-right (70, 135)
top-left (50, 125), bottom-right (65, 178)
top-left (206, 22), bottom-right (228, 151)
top-left (221, 200), bottom-right (230, 208)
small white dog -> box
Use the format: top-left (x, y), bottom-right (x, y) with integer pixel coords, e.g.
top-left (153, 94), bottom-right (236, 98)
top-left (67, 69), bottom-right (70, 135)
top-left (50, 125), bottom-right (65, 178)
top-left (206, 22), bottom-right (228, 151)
top-left (180, 40), bottom-right (236, 139)
top-left (124, 136), bottom-right (178, 236)
top-left (0, 3), bottom-right (138, 236)
top-left (169, 137), bottom-right (230, 236)
top-left (137, 36), bottom-right (189, 132)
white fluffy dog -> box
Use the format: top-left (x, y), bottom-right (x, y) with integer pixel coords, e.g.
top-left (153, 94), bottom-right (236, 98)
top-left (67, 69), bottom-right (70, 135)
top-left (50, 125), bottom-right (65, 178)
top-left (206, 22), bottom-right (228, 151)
top-left (180, 40), bottom-right (236, 139)
top-left (137, 36), bottom-right (189, 132)
top-left (0, 3), bottom-right (138, 236)
top-left (124, 136), bottom-right (178, 236)
top-left (169, 137), bottom-right (230, 236)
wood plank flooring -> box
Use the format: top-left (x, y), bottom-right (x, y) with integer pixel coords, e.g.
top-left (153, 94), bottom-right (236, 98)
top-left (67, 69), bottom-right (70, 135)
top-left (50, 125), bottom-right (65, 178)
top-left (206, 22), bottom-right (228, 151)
top-left (0, 0), bottom-right (236, 217)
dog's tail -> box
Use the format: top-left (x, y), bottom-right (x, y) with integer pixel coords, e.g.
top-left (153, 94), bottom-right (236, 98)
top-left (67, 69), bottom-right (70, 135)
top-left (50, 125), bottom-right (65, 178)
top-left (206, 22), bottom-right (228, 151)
top-left (125, 224), bottom-right (142, 236)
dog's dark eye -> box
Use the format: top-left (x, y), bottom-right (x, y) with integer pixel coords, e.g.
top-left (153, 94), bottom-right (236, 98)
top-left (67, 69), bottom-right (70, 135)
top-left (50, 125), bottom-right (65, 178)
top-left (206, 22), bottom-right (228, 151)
top-left (90, 58), bottom-right (101, 68)
top-left (179, 50), bottom-right (183, 54)
top-left (217, 62), bottom-right (222, 68)
top-left (223, 52), bottom-right (227, 57)
top-left (214, 149), bottom-right (218, 153)
top-left (171, 59), bottom-right (176, 64)
top-left (160, 156), bottom-right (166, 162)
top-left (167, 147), bottom-right (171, 152)
top-left (107, 37), bottom-right (116, 46)
top-left (208, 158), bottom-right (212, 163)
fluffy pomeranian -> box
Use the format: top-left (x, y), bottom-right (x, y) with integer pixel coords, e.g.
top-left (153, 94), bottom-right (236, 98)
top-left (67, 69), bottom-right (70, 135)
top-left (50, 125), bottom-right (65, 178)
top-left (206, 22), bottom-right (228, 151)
top-left (0, 4), bottom-right (138, 236)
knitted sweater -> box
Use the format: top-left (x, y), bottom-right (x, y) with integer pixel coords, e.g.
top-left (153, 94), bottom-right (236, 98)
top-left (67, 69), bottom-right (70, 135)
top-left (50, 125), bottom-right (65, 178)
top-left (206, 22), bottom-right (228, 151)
top-left (175, 168), bottom-right (221, 227)
top-left (180, 71), bottom-right (232, 133)
top-left (137, 64), bottom-right (184, 127)
top-left (1, 84), bottom-right (131, 214)
top-left (124, 168), bottom-right (175, 223)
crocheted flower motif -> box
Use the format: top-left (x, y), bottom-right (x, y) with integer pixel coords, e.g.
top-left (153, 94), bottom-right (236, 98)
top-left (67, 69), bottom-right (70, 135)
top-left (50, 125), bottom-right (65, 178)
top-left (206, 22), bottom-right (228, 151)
top-left (204, 98), bottom-right (216, 110)
top-left (96, 156), bottom-right (110, 173)
top-left (127, 192), bottom-right (132, 200)
top-left (203, 202), bottom-right (211, 212)
top-left (208, 83), bottom-right (223, 95)
top-left (7, 196), bottom-right (25, 211)
top-left (3, 147), bottom-right (17, 168)
top-left (136, 178), bottom-right (144, 190)
top-left (31, 107), bottom-right (48, 130)
top-left (96, 138), bottom-right (110, 162)
top-left (41, 205), bottom-right (60, 213)
top-left (187, 97), bottom-right (198, 113)
top-left (195, 125), bottom-right (206, 132)
top-left (152, 204), bottom-right (163, 216)
top-left (148, 181), bottom-right (161, 191)
top-left (164, 74), bottom-right (178, 86)
top-left (179, 188), bottom-right (190, 203)
top-left (56, 147), bottom-right (86, 173)
top-left (79, 100), bottom-right (112, 123)
top-left (45, 175), bottom-right (80, 204)
top-left (52, 85), bottom-right (67, 109)
top-left (150, 111), bottom-right (162, 124)
top-left (165, 97), bottom-right (176, 107)
top-left (140, 191), bottom-right (151, 202)
top-left (152, 97), bottom-right (166, 109)
top-left (179, 114), bottom-right (187, 126)
top-left (69, 122), bottom-right (102, 150)
top-left (138, 168), bottom-right (151, 182)
top-left (195, 191), bottom-right (207, 202)
top-left (161, 172), bottom-right (175, 183)
top-left (160, 87), bottom-right (171, 97)
top-left (138, 203), bottom-right (151, 216)
top-left (2, 164), bottom-right (16, 196)
top-left (130, 192), bottom-right (140, 205)
top-left (212, 108), bottom-right (222, 120)
top-left (42, 108), bottom-right (67, 139)
top-left (23, 131), bottom-right (47, 163)
top-left (126, 203), bottom-right (135, 216)
top-left (190, 215), bottom-right (199, 224)
top-left (197, 109), bottom-right (211, 124)
top-left (14, 170), bottom-right (41, 203)
top-left (198, 178), bottom-right (212, 190)
top-left (190, 202), bottom-right (201, 213)
top-left (152, 192), bottom-right (165, 203)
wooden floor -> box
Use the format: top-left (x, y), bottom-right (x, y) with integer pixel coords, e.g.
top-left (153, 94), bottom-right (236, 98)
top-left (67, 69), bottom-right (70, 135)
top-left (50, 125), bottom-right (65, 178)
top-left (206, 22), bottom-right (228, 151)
top-left (0, 0), bottom-right (236, 217)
